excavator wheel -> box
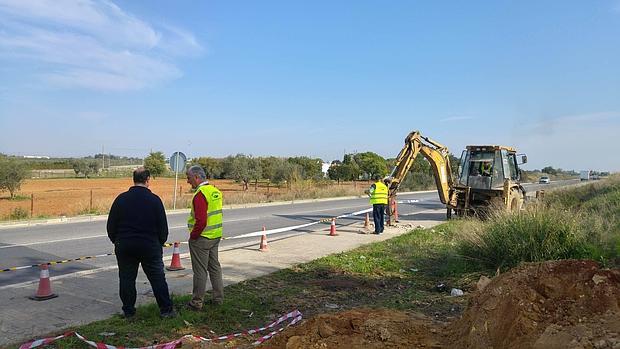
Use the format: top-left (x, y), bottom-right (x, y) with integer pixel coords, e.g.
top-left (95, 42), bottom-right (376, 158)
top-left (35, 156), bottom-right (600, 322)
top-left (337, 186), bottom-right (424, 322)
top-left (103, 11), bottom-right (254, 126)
top-left (509, 189), bottom-right (524, 212)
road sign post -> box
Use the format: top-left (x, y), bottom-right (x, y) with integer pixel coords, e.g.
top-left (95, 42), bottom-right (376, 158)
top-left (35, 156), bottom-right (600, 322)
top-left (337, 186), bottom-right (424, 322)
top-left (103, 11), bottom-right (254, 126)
top-left (169, 152), bottom-right (187, 210)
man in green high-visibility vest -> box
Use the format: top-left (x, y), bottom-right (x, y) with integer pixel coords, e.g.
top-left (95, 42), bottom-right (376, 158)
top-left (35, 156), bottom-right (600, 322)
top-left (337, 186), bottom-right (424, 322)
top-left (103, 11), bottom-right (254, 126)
top-left (367, 174), bottom-right (388, 234)
top-left (185, 165), bottom-right (224, 310)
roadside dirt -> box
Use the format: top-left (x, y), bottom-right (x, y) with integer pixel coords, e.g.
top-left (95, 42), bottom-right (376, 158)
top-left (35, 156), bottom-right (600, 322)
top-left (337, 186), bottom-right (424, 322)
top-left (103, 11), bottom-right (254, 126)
top-left (259, 259), bottom-right (620, 349)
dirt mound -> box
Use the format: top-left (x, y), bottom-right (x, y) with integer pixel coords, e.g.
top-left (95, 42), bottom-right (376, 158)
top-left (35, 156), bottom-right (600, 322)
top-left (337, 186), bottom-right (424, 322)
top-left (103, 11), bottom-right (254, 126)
top-left (261, 260), bottom-right (620, 349)
top-left (260, 308), bottom-right (442, 349)
top-left (452, 259), bottom-right (620, 349)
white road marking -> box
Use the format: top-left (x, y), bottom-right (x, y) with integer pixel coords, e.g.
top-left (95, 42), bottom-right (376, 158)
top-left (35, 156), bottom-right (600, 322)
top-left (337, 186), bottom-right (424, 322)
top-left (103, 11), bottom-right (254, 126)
top-left (0, 203), bottom-right (380, 248)
top-left (0, 234), bottom-right (107, 249)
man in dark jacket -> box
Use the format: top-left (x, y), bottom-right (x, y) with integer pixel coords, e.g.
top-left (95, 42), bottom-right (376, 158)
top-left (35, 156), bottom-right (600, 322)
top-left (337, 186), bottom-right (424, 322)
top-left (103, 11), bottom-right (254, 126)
top-left (107, 167), bottom-right (175, 319)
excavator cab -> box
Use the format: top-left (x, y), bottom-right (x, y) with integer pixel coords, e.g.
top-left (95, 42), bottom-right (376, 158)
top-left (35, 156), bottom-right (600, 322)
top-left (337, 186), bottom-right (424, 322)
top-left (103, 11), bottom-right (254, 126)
top-left (457, 146), bottom-right (522, 190)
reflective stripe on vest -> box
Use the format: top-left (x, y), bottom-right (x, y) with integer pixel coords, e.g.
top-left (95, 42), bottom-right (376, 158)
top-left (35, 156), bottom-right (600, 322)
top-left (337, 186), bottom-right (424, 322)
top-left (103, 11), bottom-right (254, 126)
top-left (188, 184), bottom-right (223, 239)
top-left (369, 181), bottom-right (388, 205)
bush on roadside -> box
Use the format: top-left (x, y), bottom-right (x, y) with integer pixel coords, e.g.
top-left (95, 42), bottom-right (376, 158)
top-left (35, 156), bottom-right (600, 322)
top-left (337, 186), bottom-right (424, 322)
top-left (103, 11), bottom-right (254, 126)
top-left (9, 207), bottom-right (29, 220)
top-left (454, 207), bottom-right (592, 271)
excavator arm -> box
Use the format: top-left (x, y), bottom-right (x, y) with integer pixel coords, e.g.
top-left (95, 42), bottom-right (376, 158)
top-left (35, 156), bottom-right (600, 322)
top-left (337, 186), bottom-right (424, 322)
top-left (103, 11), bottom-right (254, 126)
top-left (388, 131), bottom-right (454, 205)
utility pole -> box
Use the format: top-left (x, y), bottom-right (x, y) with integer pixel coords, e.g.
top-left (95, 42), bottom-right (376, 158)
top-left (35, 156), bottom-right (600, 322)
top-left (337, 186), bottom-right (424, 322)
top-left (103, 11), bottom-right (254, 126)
top-left (102, 145), bottom-right (105, 170)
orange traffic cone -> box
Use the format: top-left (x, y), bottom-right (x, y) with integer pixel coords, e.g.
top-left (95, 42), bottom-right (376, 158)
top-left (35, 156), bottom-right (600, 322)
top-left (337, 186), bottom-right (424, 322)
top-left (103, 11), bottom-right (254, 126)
top-left (329, 218), bottom-right (338, 236)
top-left (364, 213), bottom-right (370, 229)
top-left (29, 264), bottom-right (58, 301)
top-left (166, 242), bottom-right (185, 271)
top-left (259, 226), bottom-right (269, 252)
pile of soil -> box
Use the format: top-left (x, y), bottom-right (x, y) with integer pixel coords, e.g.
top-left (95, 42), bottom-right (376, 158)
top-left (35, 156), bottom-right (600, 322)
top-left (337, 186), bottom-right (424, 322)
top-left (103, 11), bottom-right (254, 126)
top-left (451, 259), bottom-right (620, 349)
top-left (260, 260), bottom-right (620, 349)
top-left (260, 308), bottom-right (442, 349)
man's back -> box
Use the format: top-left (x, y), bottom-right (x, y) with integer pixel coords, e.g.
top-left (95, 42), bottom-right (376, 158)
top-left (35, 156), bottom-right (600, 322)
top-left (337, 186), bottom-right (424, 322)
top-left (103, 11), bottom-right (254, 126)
top-left (107, 186), bottom-right (168, 245)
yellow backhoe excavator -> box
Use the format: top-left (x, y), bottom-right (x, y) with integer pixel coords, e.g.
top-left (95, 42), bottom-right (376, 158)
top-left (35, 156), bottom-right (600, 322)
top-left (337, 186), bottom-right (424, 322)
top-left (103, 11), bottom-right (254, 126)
top-left (387, 131), bottom-right (528, 219)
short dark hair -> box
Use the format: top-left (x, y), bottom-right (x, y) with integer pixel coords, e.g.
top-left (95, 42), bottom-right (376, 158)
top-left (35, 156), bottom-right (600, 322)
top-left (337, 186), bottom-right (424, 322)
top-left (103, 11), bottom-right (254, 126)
top-left (133, 167), bottom-right (150, 184)
top-left (372, 174), bottom-right (382, 181)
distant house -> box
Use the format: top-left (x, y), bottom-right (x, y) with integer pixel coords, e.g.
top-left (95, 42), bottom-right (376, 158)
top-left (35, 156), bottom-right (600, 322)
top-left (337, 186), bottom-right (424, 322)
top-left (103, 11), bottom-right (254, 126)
top-left (23, 155), bottom-right (51, 159)
top-left (321, 162), bottom-right (331, 177)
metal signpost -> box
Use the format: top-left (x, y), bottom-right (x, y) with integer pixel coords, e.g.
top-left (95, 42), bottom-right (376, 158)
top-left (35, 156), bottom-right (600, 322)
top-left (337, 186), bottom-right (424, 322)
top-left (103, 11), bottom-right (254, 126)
top-left (169, 152), bottom-right (187, 210)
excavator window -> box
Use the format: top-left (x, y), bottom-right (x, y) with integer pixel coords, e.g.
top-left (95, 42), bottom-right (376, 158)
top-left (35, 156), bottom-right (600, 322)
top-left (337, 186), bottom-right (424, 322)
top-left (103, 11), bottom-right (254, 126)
top-left (463, 151), bottom-right (495, 189)
top-left (501, 150), bottom-right (519, 180)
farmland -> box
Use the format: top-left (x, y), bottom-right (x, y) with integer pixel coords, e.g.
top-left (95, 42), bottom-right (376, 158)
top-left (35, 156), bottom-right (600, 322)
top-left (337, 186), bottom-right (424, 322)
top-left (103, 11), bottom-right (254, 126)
top-left (0, 178), bottom-right (368, 220)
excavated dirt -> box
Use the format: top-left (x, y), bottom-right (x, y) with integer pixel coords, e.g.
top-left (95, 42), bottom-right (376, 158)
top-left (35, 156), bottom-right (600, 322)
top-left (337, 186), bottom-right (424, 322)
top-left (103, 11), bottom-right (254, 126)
top-left (260, 260), bottom-right (620, 349)
top-left (260, 308), bottom-right (443, 349)
top-left (451, 259), bottom-right (620, 349)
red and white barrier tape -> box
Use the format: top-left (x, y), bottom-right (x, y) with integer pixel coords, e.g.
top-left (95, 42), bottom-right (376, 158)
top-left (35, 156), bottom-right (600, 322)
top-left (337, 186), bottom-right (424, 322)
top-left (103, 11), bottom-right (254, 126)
top-left (19, 310), bottom-right (302, 349)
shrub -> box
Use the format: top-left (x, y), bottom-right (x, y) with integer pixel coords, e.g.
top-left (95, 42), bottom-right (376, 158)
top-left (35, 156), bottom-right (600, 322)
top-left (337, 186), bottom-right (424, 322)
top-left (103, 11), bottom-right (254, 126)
top-left (455, 206), bottom-right (591, 270)
top-left (9, 207), bottom-right (29, 220)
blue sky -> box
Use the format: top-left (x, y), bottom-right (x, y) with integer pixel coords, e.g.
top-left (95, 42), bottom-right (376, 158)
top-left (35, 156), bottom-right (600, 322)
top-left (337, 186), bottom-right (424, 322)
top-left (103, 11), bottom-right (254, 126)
top-left (1, 1), bottom-right (619, 171)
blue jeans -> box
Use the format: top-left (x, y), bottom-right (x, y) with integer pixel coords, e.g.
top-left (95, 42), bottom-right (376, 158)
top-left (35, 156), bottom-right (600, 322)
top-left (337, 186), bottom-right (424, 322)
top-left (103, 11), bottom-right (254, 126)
top-left (372, 204), bottom-right (386, 233)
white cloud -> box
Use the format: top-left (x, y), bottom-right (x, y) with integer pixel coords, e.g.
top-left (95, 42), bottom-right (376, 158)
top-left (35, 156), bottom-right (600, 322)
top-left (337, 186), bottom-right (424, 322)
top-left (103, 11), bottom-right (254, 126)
top-left (0, 0), bottom-right (202, 91)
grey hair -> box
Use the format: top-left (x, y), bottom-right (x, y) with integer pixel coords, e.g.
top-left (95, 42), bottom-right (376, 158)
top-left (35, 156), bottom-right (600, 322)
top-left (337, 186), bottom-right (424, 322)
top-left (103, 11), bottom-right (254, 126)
top-left (187, 165), bottom-right (207, 180)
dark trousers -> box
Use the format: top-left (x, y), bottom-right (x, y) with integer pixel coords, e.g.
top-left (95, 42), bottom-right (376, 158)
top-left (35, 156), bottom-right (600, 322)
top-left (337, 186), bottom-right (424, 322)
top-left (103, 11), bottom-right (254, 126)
top-left (372, 204), bottom-right (386, 233)
top-left (115, 240), bottom-right (173, 315)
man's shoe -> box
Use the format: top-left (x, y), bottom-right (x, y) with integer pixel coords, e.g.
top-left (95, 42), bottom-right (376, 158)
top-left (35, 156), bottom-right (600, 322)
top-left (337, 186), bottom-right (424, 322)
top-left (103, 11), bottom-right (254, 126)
top-left (123, 313), bottom-right (136, 321)
top-left (185, 302), bottom-right (202, 311)
top-left (160, 309), bottom-right (177, 319)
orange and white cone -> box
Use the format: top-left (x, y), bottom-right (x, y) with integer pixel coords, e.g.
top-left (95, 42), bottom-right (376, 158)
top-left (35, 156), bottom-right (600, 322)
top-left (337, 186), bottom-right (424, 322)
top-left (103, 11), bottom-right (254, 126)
top-left (259, 226), bottom-right (269, 252)
top-left (29, 264), bottom-right (58, 301)
top-left (329, 218), bottom-right (338, 236)
top-left (364, 213), bottom-right (370, 229)
top-left (166, 242), bottom-right (185, 271)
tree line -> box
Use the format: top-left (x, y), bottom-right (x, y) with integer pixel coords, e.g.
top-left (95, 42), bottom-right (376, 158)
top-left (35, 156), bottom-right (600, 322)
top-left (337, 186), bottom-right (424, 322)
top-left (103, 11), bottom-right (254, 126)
top-left (143, 151), bottom-right (458, 192)
top-left (0, 150), bottom-right (460, 199)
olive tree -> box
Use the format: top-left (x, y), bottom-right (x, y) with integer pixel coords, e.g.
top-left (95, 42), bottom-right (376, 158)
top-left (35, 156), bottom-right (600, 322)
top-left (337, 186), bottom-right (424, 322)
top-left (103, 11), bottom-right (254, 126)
top-left (0, 158), bottom-right (29, 198)
top-left (144, 151), bottom-right (167, 177)
top-left (353, 152), bottom-right (388, 179)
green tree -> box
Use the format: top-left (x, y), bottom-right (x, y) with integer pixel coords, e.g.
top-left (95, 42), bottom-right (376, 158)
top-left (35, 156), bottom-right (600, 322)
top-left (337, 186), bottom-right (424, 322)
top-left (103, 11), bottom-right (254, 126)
top-left (144, 152), bottom-right (167, 177)
top-left (541, 166), bottom-right (557, 175)
top-left (71, 160), bottom-right (100, 178)
top-left (287, 156), bottom-right (323, 180)
top-left (353, 152), bottom-right (387, 179)
top-left (328, 155), bottom-right (361, 182)
top-left (248, 157), bottom-right (263, 190)
top-left (260, 156), bottom-right (282, 182)
top-left (72, 160), bottom-right (82, 177)
top-left (0, 158), bottom-right (29, 198)
top-left (223, 154), bottom-right (251, 190)
top-left (192, 157), bottom-right (223, 179)
top-left (327, 160), bottom-right (343, 183)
